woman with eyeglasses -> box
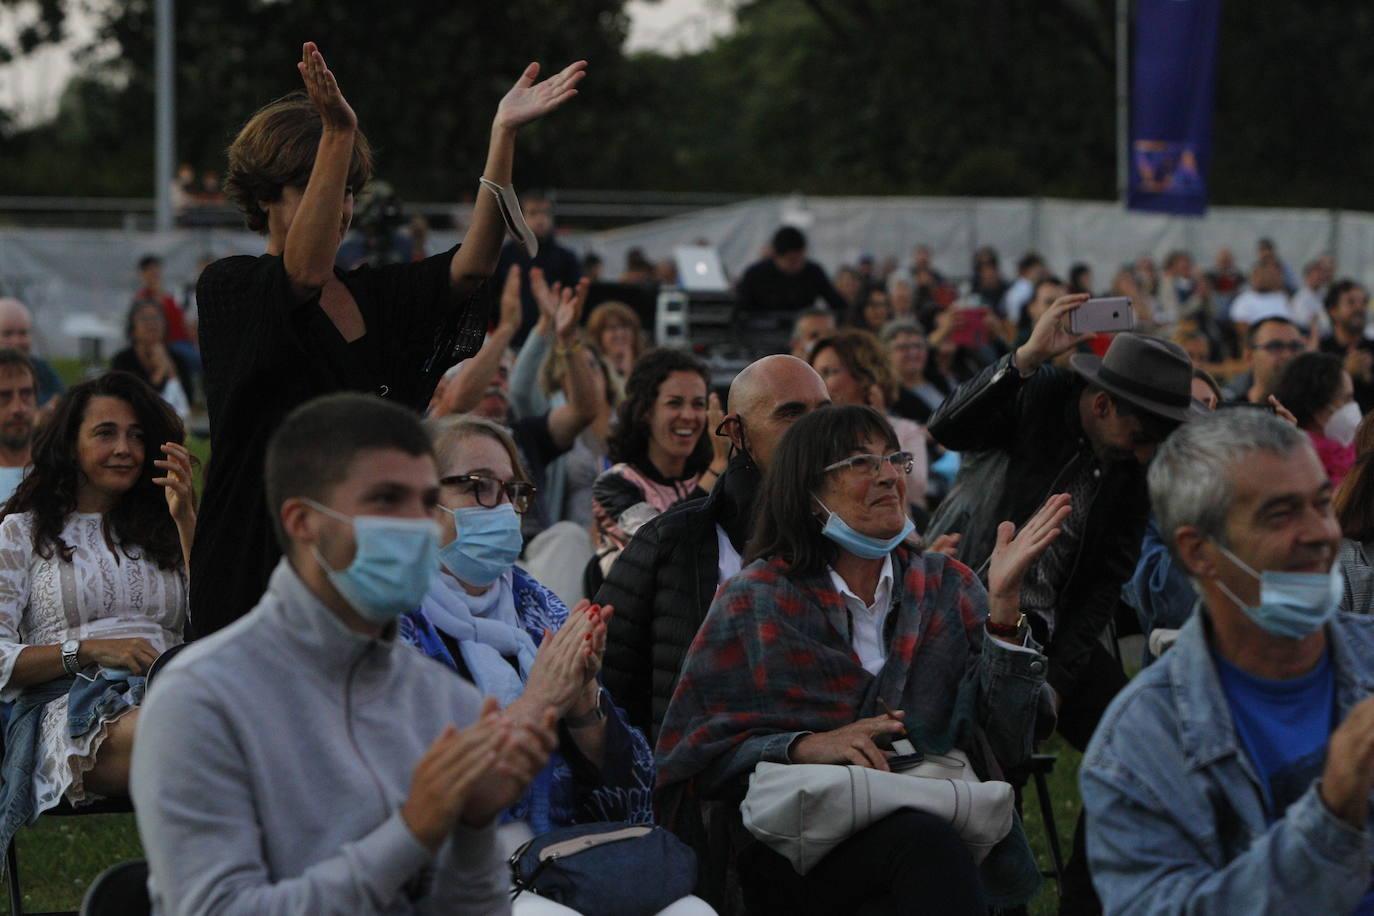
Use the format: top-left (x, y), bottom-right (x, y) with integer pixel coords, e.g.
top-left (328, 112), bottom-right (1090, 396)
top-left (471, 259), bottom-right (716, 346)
top-left (395, 414), bottom-right (707, 912)
top-left (808, 328), bottom-right (928, 509)
top-left (657, 405), bottom-right (1069, 915)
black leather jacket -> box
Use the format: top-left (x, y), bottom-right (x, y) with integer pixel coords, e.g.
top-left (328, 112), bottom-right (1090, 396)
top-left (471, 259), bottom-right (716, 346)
top-left (925, 353), bottom-right (1149, 695)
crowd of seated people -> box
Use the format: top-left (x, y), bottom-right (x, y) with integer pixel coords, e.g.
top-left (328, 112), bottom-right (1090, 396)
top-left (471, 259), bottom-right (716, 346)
top-left (8, 36), bottom-right (1374, 916)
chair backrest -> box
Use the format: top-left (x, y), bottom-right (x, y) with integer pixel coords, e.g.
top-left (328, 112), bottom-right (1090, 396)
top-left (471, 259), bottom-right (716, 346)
top-left (79, 859), bottom-right (150, 916)
top-left (145, 642), bottom-right (190, 688)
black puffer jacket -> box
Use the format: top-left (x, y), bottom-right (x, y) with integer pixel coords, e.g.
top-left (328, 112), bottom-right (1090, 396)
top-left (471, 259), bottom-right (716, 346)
top-left (925, 352), bottom-right (1151, 697)
top-left (597, 456), bottom-right (759, 743)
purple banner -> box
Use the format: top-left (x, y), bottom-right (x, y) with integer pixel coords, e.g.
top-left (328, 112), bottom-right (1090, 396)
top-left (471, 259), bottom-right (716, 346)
top-left (1127, 0), bottom-right (1222, 216)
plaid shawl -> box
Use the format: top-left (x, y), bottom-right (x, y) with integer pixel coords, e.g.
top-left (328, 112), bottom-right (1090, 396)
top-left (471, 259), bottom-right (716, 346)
top-left (656, 547), bottom-right (991, 789)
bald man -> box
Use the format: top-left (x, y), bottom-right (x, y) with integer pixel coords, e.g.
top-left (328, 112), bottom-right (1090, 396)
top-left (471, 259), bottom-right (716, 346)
top-left (0, 298), bottom-right (64, 408)
top-left (597, 355), bottom-right (831, 741)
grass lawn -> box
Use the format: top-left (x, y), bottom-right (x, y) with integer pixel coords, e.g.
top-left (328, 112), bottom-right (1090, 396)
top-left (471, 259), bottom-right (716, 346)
top-left (7, 814), bottom-right (143, 913)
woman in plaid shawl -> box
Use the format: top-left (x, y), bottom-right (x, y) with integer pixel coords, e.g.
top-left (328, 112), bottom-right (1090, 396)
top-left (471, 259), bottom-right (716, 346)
top-left (656, 405), bottom-right (1068, 913)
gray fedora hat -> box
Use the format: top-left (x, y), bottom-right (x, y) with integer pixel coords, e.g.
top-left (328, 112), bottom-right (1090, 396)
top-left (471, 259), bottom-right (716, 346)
top-left (1069, 333), bottom-right (1205, 424)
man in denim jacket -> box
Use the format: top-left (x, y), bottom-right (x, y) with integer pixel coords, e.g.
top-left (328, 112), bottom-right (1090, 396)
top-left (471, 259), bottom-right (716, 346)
top-left (1081, 409), bottom-right (1374, 915)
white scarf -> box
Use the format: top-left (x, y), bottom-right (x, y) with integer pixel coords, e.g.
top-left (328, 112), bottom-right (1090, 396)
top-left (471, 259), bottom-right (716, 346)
top-left (420, 570), bottom-right (538, 707)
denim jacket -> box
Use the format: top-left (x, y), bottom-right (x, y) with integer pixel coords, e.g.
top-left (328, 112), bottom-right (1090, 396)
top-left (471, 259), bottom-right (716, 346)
top-left (1080, 609), bottom-right (1374, 915)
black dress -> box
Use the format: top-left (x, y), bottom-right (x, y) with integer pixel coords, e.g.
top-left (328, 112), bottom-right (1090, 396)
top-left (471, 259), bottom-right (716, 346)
top-left (188, 248), bottom-right (487, 637)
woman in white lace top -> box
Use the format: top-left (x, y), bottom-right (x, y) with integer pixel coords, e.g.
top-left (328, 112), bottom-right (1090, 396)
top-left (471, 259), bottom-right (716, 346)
top-left (0, 371), bottom-right (194, 816)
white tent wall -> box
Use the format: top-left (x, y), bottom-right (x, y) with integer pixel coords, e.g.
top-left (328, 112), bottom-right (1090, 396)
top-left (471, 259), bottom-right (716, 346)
top-left (0, 196), bottom-right (1368, 358)
top-left (575, 196), bottom-right (1358, 303)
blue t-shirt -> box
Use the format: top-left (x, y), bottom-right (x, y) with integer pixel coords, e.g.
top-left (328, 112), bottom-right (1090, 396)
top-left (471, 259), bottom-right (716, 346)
top-left (1216, 650), bottom-right (1374, 914)
top-left (0, 466), bottom-right (25, 505)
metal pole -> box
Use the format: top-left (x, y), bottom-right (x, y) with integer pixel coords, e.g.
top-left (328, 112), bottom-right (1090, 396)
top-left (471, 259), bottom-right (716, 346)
top-left (154, 0), bottom-right (174, 232)
top-left (1116, 0), bottom-right (1129, 204)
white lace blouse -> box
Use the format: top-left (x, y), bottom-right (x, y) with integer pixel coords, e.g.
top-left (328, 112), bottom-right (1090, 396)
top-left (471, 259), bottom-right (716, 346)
top-left (0, 511), bottom-right (186, 807)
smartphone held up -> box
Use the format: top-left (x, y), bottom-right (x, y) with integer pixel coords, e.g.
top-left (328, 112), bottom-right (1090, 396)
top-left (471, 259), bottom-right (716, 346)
top-left (1069, 297), bottom-right (1136, 335)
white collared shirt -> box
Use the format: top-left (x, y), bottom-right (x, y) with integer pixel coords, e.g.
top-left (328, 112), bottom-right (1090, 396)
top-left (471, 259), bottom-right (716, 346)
top-left (827, 555), bottom-right (895, 676)
top-left (716, 524), bottom-right (742, 585)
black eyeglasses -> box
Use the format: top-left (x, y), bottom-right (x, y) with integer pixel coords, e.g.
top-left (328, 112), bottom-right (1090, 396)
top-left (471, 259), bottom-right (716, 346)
top-left (823, 451), bottom-right (915, 476)
top-left (439, 474), bottom-right (537, 514)
top-left (1255, 341), bottom-right (1304, 354)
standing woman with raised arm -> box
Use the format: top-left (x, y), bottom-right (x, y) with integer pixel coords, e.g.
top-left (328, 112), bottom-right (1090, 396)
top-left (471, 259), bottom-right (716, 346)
top-left (190, 42), bottom-right (585, 637)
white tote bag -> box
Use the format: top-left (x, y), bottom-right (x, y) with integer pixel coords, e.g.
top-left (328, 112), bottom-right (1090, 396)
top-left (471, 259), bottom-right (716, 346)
top-left (740, 749), bottom-right (1015, 875)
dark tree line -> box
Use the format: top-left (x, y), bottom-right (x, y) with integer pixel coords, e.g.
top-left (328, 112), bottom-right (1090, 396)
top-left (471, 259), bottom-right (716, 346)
top-left (2, 0), bottom-right (1373, 209)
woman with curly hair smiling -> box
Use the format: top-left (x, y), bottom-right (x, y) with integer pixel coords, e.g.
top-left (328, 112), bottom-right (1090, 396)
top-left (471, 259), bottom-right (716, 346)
top-left (0, 371), bottom-right (194, 851)
top-left (590, 348), bottom-right (728, 576)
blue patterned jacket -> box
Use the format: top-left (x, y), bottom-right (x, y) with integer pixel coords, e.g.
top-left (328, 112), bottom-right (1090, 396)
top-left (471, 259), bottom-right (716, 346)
top-left (398, 567), bottom-right (655, 833)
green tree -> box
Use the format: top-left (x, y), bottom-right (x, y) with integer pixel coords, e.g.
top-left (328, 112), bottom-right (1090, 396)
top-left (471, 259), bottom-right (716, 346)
top-left (6, 0), bottom-right (1374, 208)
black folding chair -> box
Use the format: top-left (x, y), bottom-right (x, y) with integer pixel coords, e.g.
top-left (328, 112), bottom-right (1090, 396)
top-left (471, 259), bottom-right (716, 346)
top-left (5, 796), bottom-right (136, 916)
top-left (1026, 753), bottom-right (1067, 886)
top-left (77, 859), bottom-right (148, 916)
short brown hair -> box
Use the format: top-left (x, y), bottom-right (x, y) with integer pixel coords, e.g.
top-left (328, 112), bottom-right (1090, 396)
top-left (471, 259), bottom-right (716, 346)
top-left (264, 393), bottom-right (430, 552)
top-left (224, 91), bottom-right (374, 233)
top-left (0, 348), bottom-right (35, 389)
top-left (808, 328), bottom-right (899, 407)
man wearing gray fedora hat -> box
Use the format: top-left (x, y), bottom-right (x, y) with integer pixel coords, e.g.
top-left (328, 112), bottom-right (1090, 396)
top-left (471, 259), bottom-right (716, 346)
top-left (926, 292), bottom-right (1202, 915)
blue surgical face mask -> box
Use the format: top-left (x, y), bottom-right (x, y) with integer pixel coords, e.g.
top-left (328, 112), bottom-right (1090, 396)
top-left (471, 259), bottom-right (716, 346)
top-left (1213, 542), bottom-right (1342, 639)
top-left (439, 503), bottom-right (524, 587)
top-left (306, 500), bottom-right (439, 624)
top-left (814, 497), bottom-right (915, 560)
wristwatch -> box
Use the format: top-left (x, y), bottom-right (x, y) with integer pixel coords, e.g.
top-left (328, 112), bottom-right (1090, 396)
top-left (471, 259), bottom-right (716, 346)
top-left (564, 687), bottom-right (610, 729)
top-left (986, 613), bottom-right (1026, 639)
top-left (60, 639), bottom-right (81, 675)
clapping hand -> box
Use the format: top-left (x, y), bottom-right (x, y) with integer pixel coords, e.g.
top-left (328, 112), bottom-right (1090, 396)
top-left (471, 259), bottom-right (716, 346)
top-left (402, 698), bottom-right (505, 850)
top-left (495, 60), bottom-right (588, 132)
top-left (154, 442), bottom-right (195, 527)
top-left (531, 268), bottom-right (591, 346)
top-left (516, 601), bottom-right (614, 721)
top-left (986, 493), bottom-right (1072, 624)
top-left (554, 278), bottom-right (591, 346)
top-left (297, 42), bottom-right (357, 132)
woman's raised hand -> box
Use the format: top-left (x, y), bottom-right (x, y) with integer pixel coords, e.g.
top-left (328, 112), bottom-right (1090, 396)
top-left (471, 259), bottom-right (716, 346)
top-left (154, 442), bottom-right (196, 527)
top-left (495, 60), bottom-right (588, 131)
top-left (554, 278), bottom-right (591, 346)
top-left (529, 267), bottom-right (559, 331)
top-left (297, 41), bottom-right (357, 132)
top-left (987, 492), bottom-right (1072, 618)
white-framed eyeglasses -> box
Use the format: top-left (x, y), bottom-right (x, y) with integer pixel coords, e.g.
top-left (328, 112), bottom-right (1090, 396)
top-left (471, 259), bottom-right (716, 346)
top-left (823, 451), bottom-right (914, 476)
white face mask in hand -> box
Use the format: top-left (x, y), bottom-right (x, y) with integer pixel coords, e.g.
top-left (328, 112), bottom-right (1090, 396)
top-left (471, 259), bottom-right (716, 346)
top-left (1324, 401), bottom-right (1362, 448)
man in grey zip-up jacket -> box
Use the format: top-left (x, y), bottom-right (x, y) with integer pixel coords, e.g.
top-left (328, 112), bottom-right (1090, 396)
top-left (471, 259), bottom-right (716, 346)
top-left (131, 393), bottom-right (554, 914)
